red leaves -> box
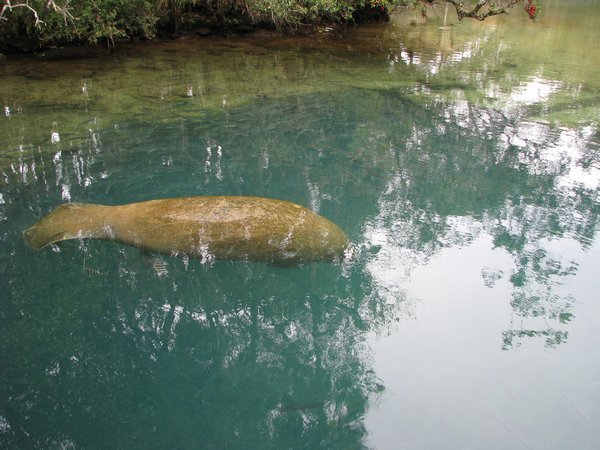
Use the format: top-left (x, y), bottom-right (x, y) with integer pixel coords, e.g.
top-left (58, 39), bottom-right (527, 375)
top-left (524, 0), bottom-right (539, 20)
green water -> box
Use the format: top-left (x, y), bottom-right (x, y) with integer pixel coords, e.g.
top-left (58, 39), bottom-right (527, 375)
top-left (1, 2), bottom-right (600, 448)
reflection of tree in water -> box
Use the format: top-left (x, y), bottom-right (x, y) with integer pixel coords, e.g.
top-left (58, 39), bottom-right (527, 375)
top-left (0, 224), bottom-right (385, 447)
top-left (121, 261), bottom-right (383, 448)
top-left (351, 95), bottom-right (599, 349)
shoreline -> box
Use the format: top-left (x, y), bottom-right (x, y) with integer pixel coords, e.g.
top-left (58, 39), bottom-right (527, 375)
top-left (0, 21), bottom-right (365, 61)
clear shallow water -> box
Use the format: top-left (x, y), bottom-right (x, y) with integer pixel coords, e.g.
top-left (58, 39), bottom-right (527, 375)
top-left (1, 2), bottom-right (600, 448)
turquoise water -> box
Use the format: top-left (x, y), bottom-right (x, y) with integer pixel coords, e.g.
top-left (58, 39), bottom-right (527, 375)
top-left (1, 3), bottom-right (600, 448)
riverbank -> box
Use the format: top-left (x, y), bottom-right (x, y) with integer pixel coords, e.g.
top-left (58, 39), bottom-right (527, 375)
top-left (0, 0), bottom-right (544, 55)
top-left (0, 22), bottom-right (354, 61)
top-left (0, 0), bottom-right (391, 55)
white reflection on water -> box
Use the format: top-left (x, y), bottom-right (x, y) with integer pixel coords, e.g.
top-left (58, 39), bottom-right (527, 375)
top-left (0, 415), bottom-right (11, 434)
top-left (508, 76), bottom-right (562, 106)
top-left (389, 28), bottom-right (488, 77)
top-left (167, 305), bottom-right (184, 351)
top-left (204, 144), bottom-right (224, 181)
top-left (541, 125), bottom-right (599, 192)
top-left (498, 121), bottom-right (600, 193)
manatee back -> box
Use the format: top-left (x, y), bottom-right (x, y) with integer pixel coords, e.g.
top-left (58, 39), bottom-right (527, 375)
top-left (118, 196), bottom-right (350, 263)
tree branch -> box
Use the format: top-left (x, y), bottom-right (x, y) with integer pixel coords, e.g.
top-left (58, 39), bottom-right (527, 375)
top-left (442, 0), bottom-right (524, 21)
top-left (47, 0), bottom-right (75, 25)
top-left (0, 0), bottom-right (74, 26)
top-left (0, 1), bottom-right (45, 26)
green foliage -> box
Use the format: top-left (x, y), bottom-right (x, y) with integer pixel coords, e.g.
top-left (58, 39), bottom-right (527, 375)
top-left (74, 0), bottom-right (158, 44)
top-left (0, 0), bottom-right (157, 51)
top-left (246, 0), bottom-right (365, 30)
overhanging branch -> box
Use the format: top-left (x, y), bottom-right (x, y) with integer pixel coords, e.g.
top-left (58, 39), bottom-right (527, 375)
top-left (443, 0), bottom-right (524, 21)
top-left (0, 0), bottom-right (45, 26)
top-left (0, 0), bottom-right (74, 26)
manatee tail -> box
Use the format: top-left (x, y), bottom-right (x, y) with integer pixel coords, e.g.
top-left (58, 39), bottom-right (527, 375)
top-left (23, 203), bottom-right (111, 250)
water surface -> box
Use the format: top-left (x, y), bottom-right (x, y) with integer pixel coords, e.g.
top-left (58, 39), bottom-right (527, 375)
top-left (1, 1), bottom-right (599, 448)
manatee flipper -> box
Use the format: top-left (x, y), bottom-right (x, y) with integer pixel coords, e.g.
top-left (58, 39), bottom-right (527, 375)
top-left (23, 203), bottom-right (113, 250)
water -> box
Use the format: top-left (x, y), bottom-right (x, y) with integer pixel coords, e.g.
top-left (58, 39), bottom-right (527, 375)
top-left (1, 2), bottom-right (600, 448)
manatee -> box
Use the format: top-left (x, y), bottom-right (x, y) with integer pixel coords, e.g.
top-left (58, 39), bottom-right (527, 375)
top-left (22, 196), bottom-right (350, 264)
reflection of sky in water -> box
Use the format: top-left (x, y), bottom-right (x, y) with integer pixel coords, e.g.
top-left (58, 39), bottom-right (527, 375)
top-left (366, 235), bottom-right (600, 449)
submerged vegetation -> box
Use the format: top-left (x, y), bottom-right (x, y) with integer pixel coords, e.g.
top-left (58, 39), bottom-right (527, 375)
top-left (0, 0), bottom-right (540, 52)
